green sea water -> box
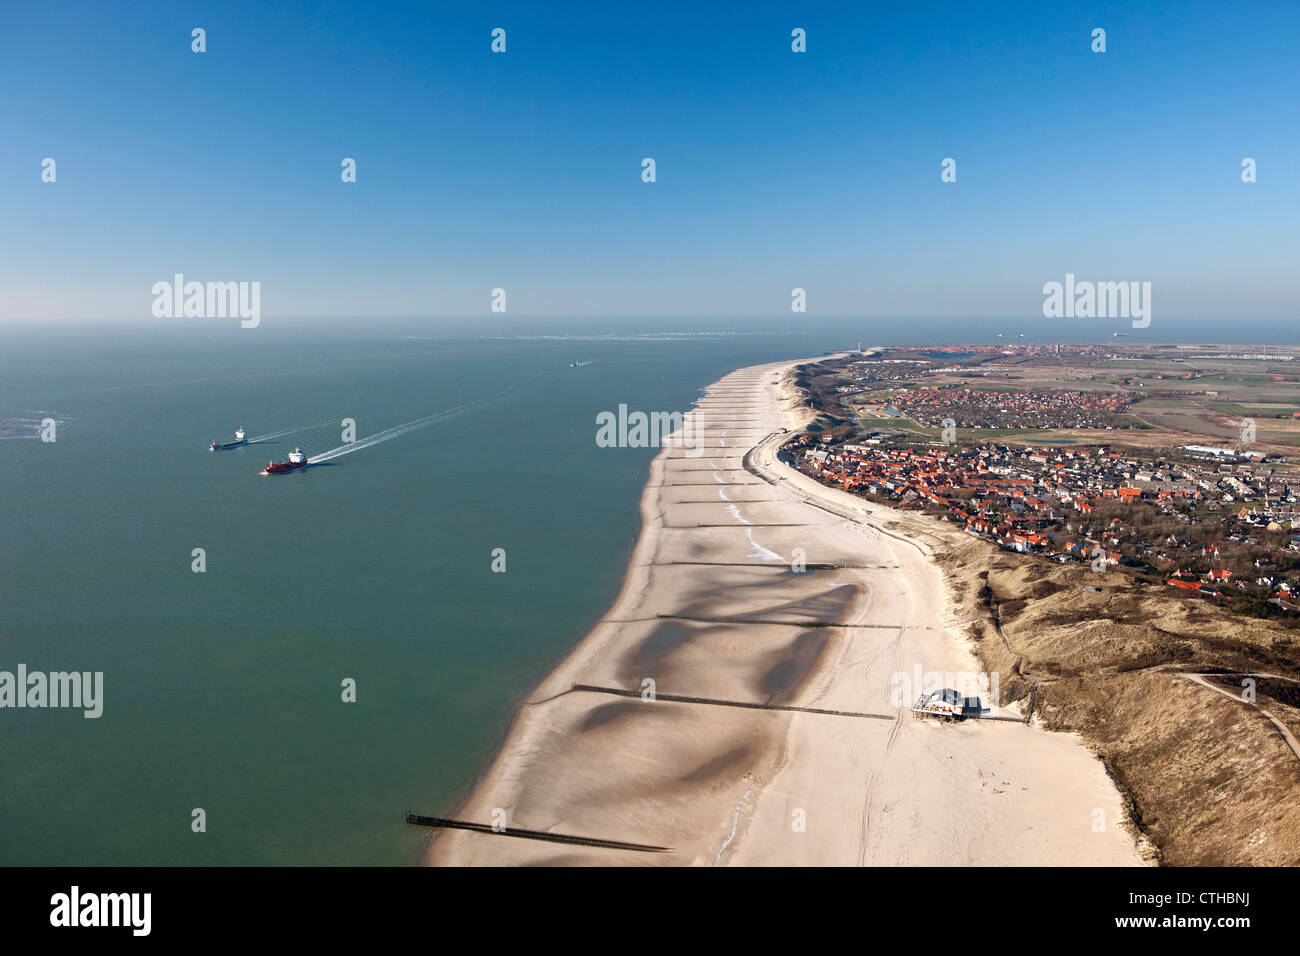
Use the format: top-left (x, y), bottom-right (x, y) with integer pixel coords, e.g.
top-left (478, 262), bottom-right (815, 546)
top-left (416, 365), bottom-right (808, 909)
top-left (0, 320), bottom-right (857, 865)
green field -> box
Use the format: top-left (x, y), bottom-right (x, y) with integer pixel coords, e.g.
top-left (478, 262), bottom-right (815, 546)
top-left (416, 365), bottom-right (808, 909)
top-left (1201, 373), bottom-right (1278, 384)
top-left (1112, 414), bottom-right (1159, 429)
top-left (1205, 401), bottom-right (1297, 416)
top-left (859, 417), bottom-right (912, 429)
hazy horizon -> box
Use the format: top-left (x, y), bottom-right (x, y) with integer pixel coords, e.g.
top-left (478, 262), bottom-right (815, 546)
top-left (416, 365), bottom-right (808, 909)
top-left (5, 314), bottom-right (1300, 347)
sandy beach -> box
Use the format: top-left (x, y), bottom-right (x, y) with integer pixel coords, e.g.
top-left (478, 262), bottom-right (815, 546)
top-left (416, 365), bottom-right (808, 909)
top-left (423, 355), bottom-right (1145, 866)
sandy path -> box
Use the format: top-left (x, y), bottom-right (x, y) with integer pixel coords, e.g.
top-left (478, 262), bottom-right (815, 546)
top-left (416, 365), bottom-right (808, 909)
top-left (423, 355), bottom-right (1144, 866)
top-left (1177, 673), bottom-right (1300, 765)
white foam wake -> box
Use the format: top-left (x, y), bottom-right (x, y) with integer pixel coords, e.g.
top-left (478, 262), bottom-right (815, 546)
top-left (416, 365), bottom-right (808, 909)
top-left (307, 388), bottom-right (513, 464)
top-left (250, 418), bottom-right (335, 442)
top-left (725, 503), bottom-right (750, 525)
top-left (746, 528), bottom-right (786, 562)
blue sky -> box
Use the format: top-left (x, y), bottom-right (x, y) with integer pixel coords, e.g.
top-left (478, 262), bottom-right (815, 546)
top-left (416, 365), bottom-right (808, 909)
top-left (2, 0), bottom-right (1297, 323)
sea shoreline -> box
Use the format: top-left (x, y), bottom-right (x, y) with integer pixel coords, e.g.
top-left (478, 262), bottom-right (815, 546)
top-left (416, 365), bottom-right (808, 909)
top-left (423, 353), bottom-right (1144, 866)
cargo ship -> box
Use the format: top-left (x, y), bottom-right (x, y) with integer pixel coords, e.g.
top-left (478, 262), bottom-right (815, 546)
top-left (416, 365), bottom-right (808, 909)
top-left (261, 448), bottom-right (309, 475)
top-left (210, 427), bottom-right (247, 451)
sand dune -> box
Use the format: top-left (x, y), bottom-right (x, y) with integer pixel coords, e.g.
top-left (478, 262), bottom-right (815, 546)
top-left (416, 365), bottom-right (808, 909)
top-left (423, 357), bottom-right (1144, 866)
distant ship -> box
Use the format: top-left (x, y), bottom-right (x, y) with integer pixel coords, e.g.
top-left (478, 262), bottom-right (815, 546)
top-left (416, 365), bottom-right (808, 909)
top-left (570, 360), bottom-right (580, 367)
top-left (261, 448), bottom-right (309, 475)
top-left (210, 427), bottom-right (247, 451)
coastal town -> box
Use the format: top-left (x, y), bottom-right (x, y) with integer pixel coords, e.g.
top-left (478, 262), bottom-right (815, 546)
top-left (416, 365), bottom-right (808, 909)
top-left (789, 344), bottom-right (1300, 619)
top-left (887, 385), bottom-right (1136, 430)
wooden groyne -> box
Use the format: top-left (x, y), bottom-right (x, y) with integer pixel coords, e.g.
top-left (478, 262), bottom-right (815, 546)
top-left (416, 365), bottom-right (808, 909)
top-left (572, 683), bottom-right (1028, 724)
top-left (406, 813), bottom-right (670, 853)
top-left (572, 682), bottom-right (896, 720)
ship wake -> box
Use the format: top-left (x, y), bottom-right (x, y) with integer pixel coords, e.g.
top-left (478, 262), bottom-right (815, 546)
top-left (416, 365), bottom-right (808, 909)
top-left (306, 386), bottom-right (516, 464)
